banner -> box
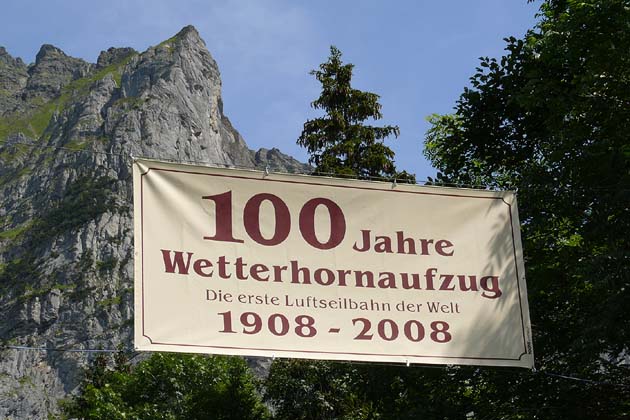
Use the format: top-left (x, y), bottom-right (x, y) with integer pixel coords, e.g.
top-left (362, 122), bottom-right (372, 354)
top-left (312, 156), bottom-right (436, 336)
top-left (133, 159), bottom-right (533, 368)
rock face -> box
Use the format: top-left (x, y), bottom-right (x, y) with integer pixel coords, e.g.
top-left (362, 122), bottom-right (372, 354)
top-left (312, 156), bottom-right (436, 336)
top-left (0, 26), bottom-right (305, 419)
top-left (0, 47), bottom-right (29, 115)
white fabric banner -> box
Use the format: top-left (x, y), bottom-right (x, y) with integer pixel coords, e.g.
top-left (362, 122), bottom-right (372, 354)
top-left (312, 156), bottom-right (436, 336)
top-left (133, 159), bottom-right (533, 368)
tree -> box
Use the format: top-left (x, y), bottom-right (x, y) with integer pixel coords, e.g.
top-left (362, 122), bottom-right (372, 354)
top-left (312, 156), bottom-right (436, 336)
top-left (264, 359), bottom-right (470, 420)
top-left (269, 1), bottom-right (630, 419)
top-left (298, 46), bottom-right (412, 181)
top-left (61, 352), bottom-right (269, 420)
top-left (424, 0), bottom-right (630, 418)
top-left (264, 359), bottom-right (369, 420)
top-left (265, 47), bottom-right (423, 420)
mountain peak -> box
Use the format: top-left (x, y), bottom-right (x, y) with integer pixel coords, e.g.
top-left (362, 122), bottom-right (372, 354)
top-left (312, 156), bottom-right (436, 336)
top-left (27, 45), bottom-right (90, 100)
top-left (96, 47), bottom-right (137, 68)
top-left (157, 25), bottom-right (206, 52)
top-left (0, 46), bottom-right (25, 67)
top-left (35, 44), bottom-right (67, 64)
top-left (177, 25), bottom-right (200, 39)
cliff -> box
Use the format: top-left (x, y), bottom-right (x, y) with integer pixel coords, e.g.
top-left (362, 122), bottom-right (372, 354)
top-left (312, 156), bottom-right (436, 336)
top-left (0, 26), bottom-right (307, 419)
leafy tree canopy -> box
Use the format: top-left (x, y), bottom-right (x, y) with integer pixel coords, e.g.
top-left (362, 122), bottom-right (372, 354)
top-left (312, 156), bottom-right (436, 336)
top-left (61, 352), bottom-right (269, 420)
top-left (264, 359), bottom-right (472, 420)
top-left (424, 0), bottom-right (630, 417)
top-left (270, 1), bottom-right (630, 419)
top-left (298, 46), bottom-right (413, 181)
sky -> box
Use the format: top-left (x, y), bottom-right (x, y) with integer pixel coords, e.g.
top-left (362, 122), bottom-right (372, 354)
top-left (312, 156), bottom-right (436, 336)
top-left (0, 0), bottom-right (538, 180)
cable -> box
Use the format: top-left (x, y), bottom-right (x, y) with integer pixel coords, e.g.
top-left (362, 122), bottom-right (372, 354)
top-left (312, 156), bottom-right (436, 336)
top-left (3, 343), bottom-right (629, 389)
top-left (538, 370), bottom-right (627, 388)
top-left (2, 344), bottom-right (127, 353)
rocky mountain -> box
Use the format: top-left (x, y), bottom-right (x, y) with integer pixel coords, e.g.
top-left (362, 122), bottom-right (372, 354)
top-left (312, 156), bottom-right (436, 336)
top-left (0, 26), bottom-right (308, 419)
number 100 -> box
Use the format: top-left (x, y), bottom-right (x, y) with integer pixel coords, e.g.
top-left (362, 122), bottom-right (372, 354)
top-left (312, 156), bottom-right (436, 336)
top-left (203, 191), bottom-right (346, 249)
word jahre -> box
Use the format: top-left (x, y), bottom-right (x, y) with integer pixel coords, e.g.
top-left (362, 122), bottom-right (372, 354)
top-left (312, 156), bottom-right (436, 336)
top-left (352, 230), bottom-right (454, 256)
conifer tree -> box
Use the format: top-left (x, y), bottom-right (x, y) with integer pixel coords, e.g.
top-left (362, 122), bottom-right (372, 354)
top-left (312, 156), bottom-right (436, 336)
top-left (298, 46), bottom-right (411, 180)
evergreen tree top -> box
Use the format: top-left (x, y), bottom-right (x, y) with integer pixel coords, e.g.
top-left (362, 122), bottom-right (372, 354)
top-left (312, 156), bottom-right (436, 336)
top-left (298, 46), bottom-right (413, 182)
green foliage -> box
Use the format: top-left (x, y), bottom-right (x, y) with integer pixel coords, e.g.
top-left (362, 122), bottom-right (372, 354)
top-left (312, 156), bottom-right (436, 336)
top-left (61, 352), bottom-right (269, 420)
top-left (63, 139), bottom-right (88, 151)
top-left (69, 52), bottom-right (134, 94)
top-left (96, 296), bottom-right (121, 307)
top-left (267, 46), bottom-right (427, 420)
top-left (0, 221), bottom-right (33, 240)
top-left (264, 360), bottom-right (370, 420)
top-left (0, 101), bottom-right (56, 142)
top-left (267, 47), bottom-right (441, 420)
top-left (264, 360), bottom-right (479, 420)
top-left (96, 256), bottom-right (118, 274)
top-left (157, 35), bottom-right (180, 50)
top-left (270, 2), bottom-right (630, 419)
top-left (298, 46), bottom-right (412, 181)
top-left (17, 283), bottom-right (72, 303)
top-left (423, 0), bottom-right (630, 418)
